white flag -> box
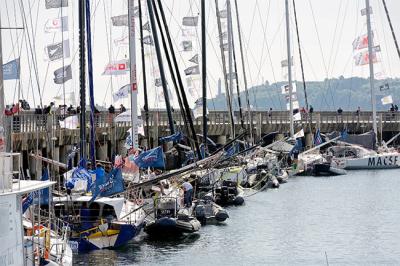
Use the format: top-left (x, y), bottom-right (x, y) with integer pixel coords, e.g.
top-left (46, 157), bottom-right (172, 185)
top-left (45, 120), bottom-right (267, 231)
top-left (59, 115), bottom-right (79, 129)
top-left (381, 95), bottom-right (393, 105)
top-left (44, 16), bottom-right (68, 33)
top-left (293, 112), bottom-right (301, 121)
top-left (281, 83), bottom-right (297, 94)
top-left (192, 99), bottom-right (208, 119)
top-left (286, 100), bottom-right (299, 111)
top-left (113, 84), bottom-right (130, 102)
top-left (293, 129), bottom-right (304, 138)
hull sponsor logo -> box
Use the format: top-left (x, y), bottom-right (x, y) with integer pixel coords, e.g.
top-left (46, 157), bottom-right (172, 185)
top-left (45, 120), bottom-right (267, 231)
top-left (367, 156), bottom-right (398, 167)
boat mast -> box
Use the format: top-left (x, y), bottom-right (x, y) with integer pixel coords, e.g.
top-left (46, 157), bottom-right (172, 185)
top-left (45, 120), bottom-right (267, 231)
top-left (381, 0), bottom-right (400, 61)
top-left (285, 0), bottom-right (294, 138)
top-left (0, 14), bottom-right (5, 153)
top-left (128, 0), bottom-right (139, 150)
top-left (234, 0), bottom-right (253, 143)
top-left (227, 0), bottom-right (236, 138)
top-left (138, 0), bottom-right (151, 148)
top-left (215, 0), bottom-right (235, 138)
top-left (201, 0), bottom-right (207, 154)
top-left (146, 0), bottom-right (175, 134)
top-left (86, 0), bottom-right (96, 165)
top-left (78, 0), bottom-right (87, 164)
top-left (155, 0), bottom-right (201, 159)
top-left (365, 0), bottom-right (378, 144)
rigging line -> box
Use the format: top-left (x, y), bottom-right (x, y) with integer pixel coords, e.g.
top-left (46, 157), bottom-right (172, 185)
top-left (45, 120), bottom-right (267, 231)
top-left (326, 0), bottom-right (350, 109)
top-left (255, 4), bottom-right (286, 110)
top-left (162, 1), bottom-right (223, 102)
top-left (377, 1), bottom-right (393, 77)
top-left (102, 0), bottom-right (113, 105)
top-left (346, 0), bottom-right (360, 110)
top-left (18, 0), bottom-right (43, 109)
top-left (254, 0), bottom-right (271, 84)
top-left (4, 0), bottom-right (19, 103)
top-left (328, 0), bottom-right (350, 78)
top-left (381, 0), bottom-right (400, 63)
top-left (318, 0), bottom-right (346, 109)
top-left (307, 0), bottom-right (332, 109)
top-left (250, 2), bottom-right (282, 110)
top-left (39, 8), bottom-right (62, 101)
top-left (292, 0), bottom-right (309, 119)
top-left (12, 0), bottom-right (24, 101)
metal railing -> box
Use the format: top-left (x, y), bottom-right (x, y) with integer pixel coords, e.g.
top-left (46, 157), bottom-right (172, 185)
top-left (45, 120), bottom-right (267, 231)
top-left (6, 110), bottom-right (400, 134)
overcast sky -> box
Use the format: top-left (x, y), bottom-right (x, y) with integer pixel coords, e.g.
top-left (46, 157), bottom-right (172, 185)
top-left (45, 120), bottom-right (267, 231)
top-left (2, 0), bottom-right (400, 110)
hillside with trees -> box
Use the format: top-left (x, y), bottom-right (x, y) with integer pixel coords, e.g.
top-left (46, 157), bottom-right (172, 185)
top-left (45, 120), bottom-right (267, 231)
top-left (207, 77), bottom-right (400, 112)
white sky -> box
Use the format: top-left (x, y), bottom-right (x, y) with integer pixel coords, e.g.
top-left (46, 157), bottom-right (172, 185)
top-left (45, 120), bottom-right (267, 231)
top-left (1, 0), bottom-right (400, 110)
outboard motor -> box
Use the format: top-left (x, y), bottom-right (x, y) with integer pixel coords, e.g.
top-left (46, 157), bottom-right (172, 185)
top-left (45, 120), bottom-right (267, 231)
top-left (194, 203), bottom-right (206, 225)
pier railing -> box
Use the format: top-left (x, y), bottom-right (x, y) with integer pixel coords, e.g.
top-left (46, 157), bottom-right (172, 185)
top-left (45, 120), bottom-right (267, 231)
top-left (6, 110), bottom-right (400, 134)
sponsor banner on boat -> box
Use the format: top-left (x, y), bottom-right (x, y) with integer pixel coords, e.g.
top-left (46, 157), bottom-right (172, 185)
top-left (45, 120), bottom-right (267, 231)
top-left (114, 35), bottom-right (129, 47)
top-left (45, 40), bottom-right (70, 61)
top-left (111, 14), bottom-right (128, 26)
top-left (53, 65), bottom-right (72, 84)
top-left (181, 40), bottom-right (193, 52)
top-left (219, 10), bottom-right (228, 19)
top-left (2, 58), bottom-right (20, 80)
top-left (143, 22), bottom-right (151, 32)
top-left (352, 33), bottom-right (371, 50)
top-left (184, 65), bottom-right (200, 76)
top-left (182, 16), bottom-right (199, 27)
top-left (354, 49), bottom-right (378, 66)
top-left (361, 6), bottom-right (373, 16)
top-left (281, 56), bottom-right (293, 67)
top-left (102, 59), bottom-right (129, 75)
top-left (45, 0), bottom-right (68, 9)
top-left (189, 54), bottom-right (199, 64)
top-left (44, 16), bottom-right (68, 33)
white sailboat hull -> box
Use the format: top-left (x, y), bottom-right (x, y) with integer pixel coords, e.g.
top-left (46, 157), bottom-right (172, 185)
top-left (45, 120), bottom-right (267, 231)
top-left (332, 153), bottom-right (400, 170)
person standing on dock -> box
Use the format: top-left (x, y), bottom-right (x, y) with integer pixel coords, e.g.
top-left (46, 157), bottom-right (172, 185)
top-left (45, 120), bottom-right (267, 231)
top-left (182, 178), bottom-right (193, 208)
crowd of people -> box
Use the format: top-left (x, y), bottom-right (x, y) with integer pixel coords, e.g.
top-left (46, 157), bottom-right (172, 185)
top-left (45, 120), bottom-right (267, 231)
top-left (4, 99), bottom-right (127, 116)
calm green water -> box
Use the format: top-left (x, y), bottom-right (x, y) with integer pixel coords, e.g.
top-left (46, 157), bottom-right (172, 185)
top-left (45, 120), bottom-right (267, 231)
top-left (75, 170), bottom-right (400, 265)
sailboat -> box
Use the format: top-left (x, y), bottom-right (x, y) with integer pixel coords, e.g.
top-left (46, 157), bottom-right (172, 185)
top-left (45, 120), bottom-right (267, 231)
top-left (51, 0), bottom-right (145, 252)
top-left (0, 6), bottom-right (72, 265)
top-left (326, 0), bottom-right (400, 170)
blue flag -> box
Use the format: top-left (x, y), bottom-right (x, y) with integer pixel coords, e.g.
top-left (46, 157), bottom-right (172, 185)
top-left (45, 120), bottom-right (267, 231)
top-left (134, 146), bottom-right (165, 169)
top-left (3, 58), bottom-right (20, 80)
top-left (314, 128), bottom-right (323, 146)
top-left (340, 129), bottom-right (349, 141)
top-left (65, 166), bottom-right (92, 191)
top-left (159, 131), bottom-right (183, 144)
top-left (90, 168), bottom-right (125, 202)
top-left (289, 139), bottom-right (303, 156)
top-left (22, 169), bottom-right (50, 212)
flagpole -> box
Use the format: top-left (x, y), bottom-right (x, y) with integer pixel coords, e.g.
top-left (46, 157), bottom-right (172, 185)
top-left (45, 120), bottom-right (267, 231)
top-left (365, 0), bottom-right (378, 145)
top-left (234, 0), bottom-right (253, 144)
top-left (285, 0), bottom-right (294, 138)
top-left (146, 0), bottom-right (175, 134)
top-left (85, 0), bottom-right (96, 165)
top-left (227, 0), bottom-right (236, 138)
top-left (0, 13), bottom-right (6, 153)
top-left (128, 0), bottom-right (139, 150)
top-left (138, 0), bottom-right (151, 148)
top-left (215, 0), bottom-right (235, 139)
top-left (201, 0), bottom-right (207, 154)
top-left (78, 0), bottom-right (87, 164)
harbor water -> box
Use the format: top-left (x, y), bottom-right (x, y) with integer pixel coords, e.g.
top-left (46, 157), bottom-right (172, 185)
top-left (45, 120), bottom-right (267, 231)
top-left (75, 170), bottom-right (400, 265)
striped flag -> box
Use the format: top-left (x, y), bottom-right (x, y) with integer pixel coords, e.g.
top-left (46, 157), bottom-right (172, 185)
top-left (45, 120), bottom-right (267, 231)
top-left (314, 128), bottom-right (323, 145)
